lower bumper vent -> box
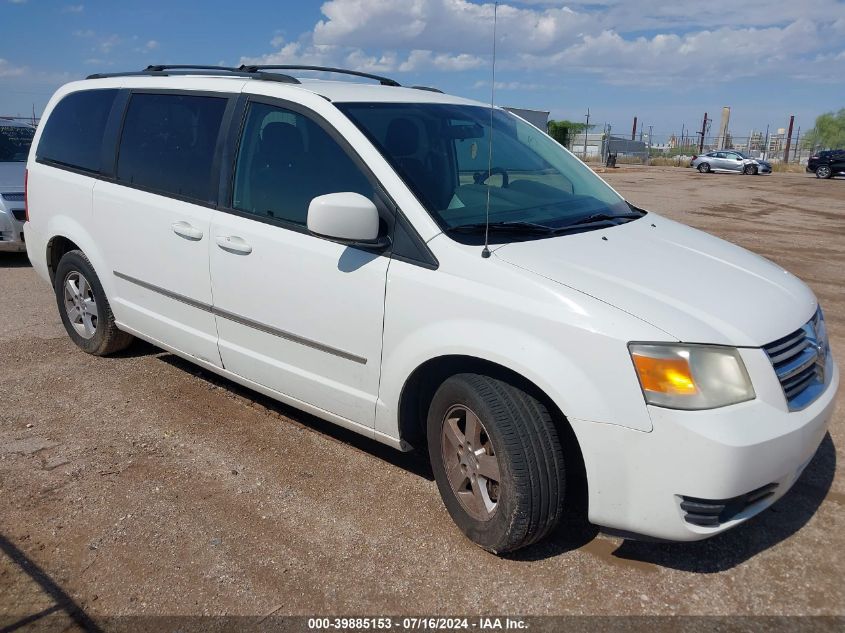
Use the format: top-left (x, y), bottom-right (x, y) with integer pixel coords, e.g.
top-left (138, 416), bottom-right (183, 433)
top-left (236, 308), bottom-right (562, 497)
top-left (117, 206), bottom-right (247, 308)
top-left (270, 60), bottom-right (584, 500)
top-left (680, 483), bottom-right (778, 527)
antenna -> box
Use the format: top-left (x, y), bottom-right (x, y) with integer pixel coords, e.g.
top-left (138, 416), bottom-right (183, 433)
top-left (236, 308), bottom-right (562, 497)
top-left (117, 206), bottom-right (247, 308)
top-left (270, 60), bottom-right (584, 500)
top-left (481, 1), bottom-right (499, 259)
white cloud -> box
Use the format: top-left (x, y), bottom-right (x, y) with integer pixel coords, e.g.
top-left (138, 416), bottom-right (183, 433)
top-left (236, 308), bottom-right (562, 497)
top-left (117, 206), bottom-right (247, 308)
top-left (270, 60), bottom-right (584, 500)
top-left (144, 40), bottom-right (159, 50)
top-left (0, 59), bottom-right (26, 77)
top-left (242, 0), bottom-right (845, 85)
top-left (7, 0), bottom-right (29, 4)
top-left (62, 4), bottom-right (84, 12)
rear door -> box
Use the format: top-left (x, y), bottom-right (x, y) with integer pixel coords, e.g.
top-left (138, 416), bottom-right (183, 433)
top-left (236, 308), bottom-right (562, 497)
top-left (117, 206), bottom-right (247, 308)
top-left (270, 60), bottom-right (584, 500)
top-left (208, 98), bottom-right (391, 426)
top-left (93, 90), bottom-right (233, 366)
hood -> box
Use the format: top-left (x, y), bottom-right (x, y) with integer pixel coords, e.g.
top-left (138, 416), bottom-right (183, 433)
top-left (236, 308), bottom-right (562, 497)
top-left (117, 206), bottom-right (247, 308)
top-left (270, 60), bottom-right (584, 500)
top-left (0, 162), bottom-right (25, 192)
top-left (493, 214), bottom-right (816, 346)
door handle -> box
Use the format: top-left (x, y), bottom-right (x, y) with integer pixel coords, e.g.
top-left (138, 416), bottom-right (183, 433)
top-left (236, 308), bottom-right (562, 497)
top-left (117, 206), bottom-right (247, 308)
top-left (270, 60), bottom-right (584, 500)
top-left (215, 235), bottom-right (253, 255)
top-left (172, 221), bottom-right (204, 241)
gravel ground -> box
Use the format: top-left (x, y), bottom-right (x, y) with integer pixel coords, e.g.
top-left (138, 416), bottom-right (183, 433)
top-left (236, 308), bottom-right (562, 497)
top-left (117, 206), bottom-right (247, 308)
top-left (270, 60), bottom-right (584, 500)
top-left (1, 167), bottom-right (843, 624)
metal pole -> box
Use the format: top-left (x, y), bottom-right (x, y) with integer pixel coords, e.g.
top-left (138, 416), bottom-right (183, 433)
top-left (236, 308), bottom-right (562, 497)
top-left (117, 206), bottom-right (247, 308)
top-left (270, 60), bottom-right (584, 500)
top-left (763, 124), bottom-right (770, 161)
top-left (783, 115), bottom-right (794, 164)
top-left (631, 116), bottom-right (637, 141)
top-left (698, 112), bottom-right (707, 154)
top-left (793, 126), bottom-right (801, 162)
top-left (583, 107), bottom-right (590, 160)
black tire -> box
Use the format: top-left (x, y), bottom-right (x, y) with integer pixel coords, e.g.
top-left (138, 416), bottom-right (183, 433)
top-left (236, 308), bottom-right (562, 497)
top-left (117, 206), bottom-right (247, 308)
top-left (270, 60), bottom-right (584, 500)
top-left (54, 250), bottom-right (133, 356)
top-left (698, 162), bottom-right (711, 173)
top-left (816, 165), bottom-right (832, 179)
top-left (427, 373), bottom-right (565, 554)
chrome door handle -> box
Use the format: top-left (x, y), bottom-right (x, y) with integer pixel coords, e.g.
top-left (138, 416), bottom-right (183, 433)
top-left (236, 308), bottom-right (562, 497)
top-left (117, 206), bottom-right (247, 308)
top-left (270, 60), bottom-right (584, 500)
top-left (215, 235), bottom-right (252, 255)
top-left (172, 221), bottom-right (204, 241)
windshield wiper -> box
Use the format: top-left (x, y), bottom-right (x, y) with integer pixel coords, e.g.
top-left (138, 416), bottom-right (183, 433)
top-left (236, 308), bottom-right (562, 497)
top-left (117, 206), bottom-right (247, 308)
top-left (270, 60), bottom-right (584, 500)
top-left (445, 221), bottom-right (554, 235)
top-left (549, 212), bottom-right (644, 235)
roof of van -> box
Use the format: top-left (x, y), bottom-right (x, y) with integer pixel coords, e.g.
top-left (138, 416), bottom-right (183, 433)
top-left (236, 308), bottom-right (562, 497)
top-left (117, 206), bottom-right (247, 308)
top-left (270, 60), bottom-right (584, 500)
top-left (76, 67), bottom-right (487, 108)
top-left (296, 78), bottom-right (483, 106)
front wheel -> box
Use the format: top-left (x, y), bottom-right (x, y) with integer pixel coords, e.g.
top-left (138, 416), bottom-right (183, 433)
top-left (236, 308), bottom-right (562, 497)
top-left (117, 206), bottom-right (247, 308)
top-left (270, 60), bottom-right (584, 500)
top-left (816, 165), bottom-right (832, 179)
top-left (743, 165), bottom-right (757, 175)
top-left (427, 373), bottom-right (566, 553)
top-left (698, 162), bottom-right (711, 173)
top-left (54, 250), bottom-right (134, 356)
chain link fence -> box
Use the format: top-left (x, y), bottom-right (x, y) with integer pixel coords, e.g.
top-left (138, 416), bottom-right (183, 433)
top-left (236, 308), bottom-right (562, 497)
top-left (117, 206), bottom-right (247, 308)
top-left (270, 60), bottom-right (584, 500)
top-left (560, 125), bottom-right (817, 168)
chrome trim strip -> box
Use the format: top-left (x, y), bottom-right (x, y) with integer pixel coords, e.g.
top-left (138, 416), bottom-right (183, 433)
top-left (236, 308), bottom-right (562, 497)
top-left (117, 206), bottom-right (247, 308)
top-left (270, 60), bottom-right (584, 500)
top-left (113, 271), bottom-right (367, 365)
top-left (212, 306), bottom-right (367, 365)
top-left (113, 270), bottom-right (212, 312)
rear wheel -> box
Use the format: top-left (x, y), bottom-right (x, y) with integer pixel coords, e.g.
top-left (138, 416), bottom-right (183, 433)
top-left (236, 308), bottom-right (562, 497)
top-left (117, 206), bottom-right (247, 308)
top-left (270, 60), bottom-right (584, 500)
top-left (816, 165), bottom-right (832, 179)
top-left (54, 250), bottom-right (133, 356)
top-left (698, 162), bottom-right (711, 173)
top-left (427, 373), bottom-right (566, 553)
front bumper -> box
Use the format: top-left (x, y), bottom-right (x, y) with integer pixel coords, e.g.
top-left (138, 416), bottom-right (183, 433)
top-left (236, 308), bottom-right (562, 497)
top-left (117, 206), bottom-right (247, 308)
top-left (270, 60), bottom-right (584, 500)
top-left (0, 205), bottom-right (26, 253)
top-left (573, 347), bottom-right (838, 541)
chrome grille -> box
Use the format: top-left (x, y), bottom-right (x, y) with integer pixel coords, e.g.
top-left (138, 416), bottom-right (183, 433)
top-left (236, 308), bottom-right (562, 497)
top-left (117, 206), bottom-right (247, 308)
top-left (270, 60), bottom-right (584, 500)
top-left (763, 309), bottom-right (830, 410)
top-left (1, 192), bottom-right (25, 202)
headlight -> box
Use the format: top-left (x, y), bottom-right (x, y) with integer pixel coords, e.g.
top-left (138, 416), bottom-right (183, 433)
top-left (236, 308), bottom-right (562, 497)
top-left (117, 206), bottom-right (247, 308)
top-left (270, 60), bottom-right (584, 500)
top-left (629, 343), bottom-right (755, 410)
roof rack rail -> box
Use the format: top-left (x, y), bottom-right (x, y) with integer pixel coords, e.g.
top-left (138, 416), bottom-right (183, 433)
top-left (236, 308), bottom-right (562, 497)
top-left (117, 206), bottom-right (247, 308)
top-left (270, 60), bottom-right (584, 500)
top-left (86, 65), bottom-right (300, 84)
top-left (411, 85), bottom-right (444, 93)
top-left (238, 65), bottom-right (401, 87)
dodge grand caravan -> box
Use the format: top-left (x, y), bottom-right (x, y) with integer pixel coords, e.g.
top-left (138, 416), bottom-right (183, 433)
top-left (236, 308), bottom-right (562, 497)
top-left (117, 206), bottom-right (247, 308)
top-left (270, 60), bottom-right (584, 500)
top-left (24, 65), bottom-right (838, 553)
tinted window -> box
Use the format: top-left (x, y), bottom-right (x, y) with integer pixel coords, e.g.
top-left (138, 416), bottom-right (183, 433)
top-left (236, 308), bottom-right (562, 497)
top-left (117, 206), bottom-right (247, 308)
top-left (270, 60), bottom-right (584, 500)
top-left (117, 93), bottom-right (227, 202)
top-left (232, 102), bottom-right (372, 226)
top-left (37, 89), bottom-right (118, 172)
top-left (0, 124), bottom-right (34, 162)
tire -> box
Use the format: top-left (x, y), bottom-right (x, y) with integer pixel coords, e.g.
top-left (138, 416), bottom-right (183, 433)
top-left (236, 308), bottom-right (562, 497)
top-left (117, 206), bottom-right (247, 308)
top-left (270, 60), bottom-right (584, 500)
top-left (698, 162), bottom-right (711, 173)
top-left (816, 165), bottom-right (832, 179)
top-left (427, 373), bottom-right (566, 554)
top-left (743, 165), bottom-right (755, 175)
top-left (54, 250), bottom-right (134, 356)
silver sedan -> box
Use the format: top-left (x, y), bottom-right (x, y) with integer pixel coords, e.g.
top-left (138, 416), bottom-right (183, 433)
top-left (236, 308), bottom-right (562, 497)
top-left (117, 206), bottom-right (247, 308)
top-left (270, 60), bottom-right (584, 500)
top-left (691, 150), bottom-right (772, 175)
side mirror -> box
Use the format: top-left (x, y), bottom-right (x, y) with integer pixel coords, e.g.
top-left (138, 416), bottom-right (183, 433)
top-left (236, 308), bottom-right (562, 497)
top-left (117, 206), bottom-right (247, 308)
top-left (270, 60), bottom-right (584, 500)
top-left (307, 192), bottom-right (387, 247)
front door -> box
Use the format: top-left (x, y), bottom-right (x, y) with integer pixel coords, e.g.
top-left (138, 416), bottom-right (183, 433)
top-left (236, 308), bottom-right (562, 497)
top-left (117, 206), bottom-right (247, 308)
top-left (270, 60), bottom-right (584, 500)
top-left (209, 100), bottom-right (390, 426)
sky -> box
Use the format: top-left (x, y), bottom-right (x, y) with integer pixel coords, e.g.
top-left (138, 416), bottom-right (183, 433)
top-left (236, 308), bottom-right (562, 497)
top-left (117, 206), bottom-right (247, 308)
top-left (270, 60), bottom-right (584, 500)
top-left (1, 0), bottom-right (844, 142)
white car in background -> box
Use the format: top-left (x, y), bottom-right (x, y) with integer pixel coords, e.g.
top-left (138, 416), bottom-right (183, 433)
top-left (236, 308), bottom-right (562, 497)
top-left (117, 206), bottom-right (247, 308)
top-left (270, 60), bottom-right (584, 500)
top-left (23, 65), bottom-right (837, 553)
top-left (0, 118), bottom-right (34, 253)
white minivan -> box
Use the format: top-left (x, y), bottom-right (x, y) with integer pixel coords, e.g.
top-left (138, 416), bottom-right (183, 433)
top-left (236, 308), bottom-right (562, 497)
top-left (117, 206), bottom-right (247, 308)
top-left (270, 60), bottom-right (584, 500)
top-left (24, 66), bottom-right (837, 553)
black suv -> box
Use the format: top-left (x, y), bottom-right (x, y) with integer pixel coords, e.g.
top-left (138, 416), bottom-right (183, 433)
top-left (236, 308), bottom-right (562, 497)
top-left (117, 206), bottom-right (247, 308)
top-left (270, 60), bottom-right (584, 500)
top-left (807, 149), bottom-right (845, 179)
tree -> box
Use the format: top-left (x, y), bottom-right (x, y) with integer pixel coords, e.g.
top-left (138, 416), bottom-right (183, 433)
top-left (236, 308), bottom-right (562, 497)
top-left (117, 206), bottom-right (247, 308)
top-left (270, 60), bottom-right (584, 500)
top-left (804, 109), bottom-right (845, 150)
top-left (547, 119), bottom-right (595, 147)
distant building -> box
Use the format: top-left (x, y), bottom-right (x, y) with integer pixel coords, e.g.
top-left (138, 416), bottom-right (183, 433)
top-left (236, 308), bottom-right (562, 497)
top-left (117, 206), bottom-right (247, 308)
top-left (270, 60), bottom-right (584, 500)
top-left (503, 107), bottom-right (550, 131)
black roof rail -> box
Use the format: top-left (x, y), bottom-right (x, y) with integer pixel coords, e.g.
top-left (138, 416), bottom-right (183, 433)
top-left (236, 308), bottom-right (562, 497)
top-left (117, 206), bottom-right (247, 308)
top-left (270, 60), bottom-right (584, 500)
top-left (238, 65), bottom-right (401, 87)
top-left (411, 85), bottom-right (444, 93)
top-left (86, 65), bottom-right (300, 84)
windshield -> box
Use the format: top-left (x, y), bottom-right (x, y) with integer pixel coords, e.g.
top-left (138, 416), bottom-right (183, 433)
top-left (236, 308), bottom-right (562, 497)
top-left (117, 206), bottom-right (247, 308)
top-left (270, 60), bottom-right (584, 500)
top-left (0, 124), bottom-right (35, 162)
top-left (338, 103), bottom-right (634, 242)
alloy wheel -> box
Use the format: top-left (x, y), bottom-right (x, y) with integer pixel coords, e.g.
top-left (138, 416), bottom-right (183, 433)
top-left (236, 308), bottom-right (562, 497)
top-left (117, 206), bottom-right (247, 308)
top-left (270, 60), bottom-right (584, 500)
top-left (440, 404), bottom-right (501, 521)
top-left (817, 166), bottom-right (831, 179)
top-left (63, 271), bottom-right (98, 339)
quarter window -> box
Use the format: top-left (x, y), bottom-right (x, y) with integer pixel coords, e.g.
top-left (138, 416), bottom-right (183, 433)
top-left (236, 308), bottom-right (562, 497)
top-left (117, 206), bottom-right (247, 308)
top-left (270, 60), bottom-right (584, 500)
top-left (116, 93), bottom-right (227, 202)
top-left (232, 102), bottom-right (373, 226)
top-left (36, 89), bottom-right (118, 173)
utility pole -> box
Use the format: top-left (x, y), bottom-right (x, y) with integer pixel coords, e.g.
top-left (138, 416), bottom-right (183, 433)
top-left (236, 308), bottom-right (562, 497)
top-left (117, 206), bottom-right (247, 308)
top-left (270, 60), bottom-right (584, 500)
top-left (583, 107), bottom-right (590, 159)
top-left (783, 115), bottom-right (794, 164)
top-left (698, 112), bottom-right (708, 154)
top-left (631, 116), bottom-right (637, 141)
top-left (763, 124), bottom-right (770, 161)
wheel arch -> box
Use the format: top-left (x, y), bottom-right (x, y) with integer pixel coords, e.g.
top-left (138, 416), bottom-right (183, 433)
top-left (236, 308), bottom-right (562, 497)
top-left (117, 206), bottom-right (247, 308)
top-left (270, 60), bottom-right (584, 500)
top-left (397, 354), bottom-right (588, 507)
top-left (46, 235), bottom-right (82, 284)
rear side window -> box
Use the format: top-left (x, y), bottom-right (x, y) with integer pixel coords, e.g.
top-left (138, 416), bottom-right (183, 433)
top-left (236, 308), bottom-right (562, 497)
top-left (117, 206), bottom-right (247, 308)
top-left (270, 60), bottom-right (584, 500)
top-left (117, 93), bottom-right (227, 202)
top-left (36, 89), bottom-right (118, 173)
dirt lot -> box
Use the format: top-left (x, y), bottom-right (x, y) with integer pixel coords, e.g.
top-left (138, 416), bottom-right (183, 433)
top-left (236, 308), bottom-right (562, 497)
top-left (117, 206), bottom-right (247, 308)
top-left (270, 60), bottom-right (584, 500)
top-left (1, 168), bottom-right (844, 625)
